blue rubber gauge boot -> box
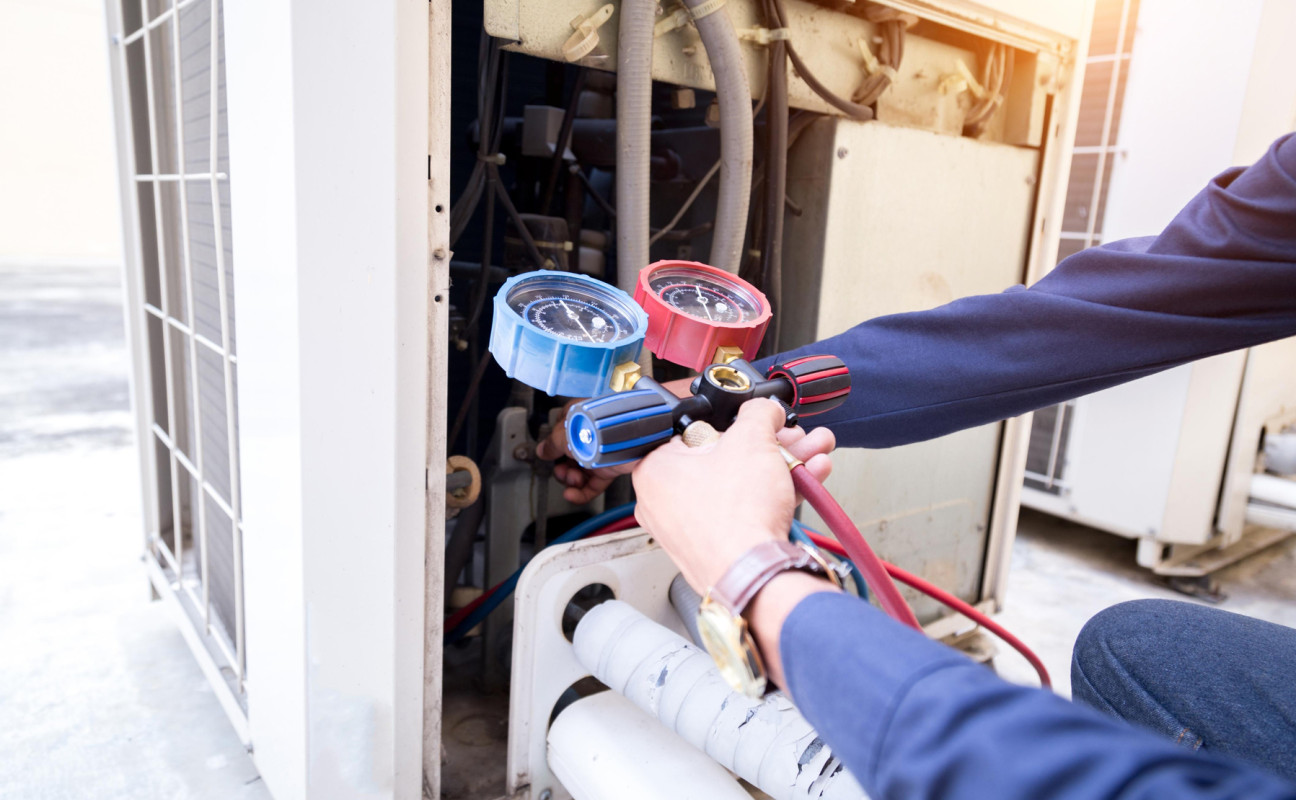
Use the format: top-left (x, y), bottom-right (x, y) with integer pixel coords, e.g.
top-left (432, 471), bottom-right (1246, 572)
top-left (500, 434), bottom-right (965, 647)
top-left (489, 271), bottom-right (649, 397)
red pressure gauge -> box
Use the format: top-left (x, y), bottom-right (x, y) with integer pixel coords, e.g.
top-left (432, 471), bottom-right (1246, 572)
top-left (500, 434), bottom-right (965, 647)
top-left (634, 260), bottom-right (772, 371)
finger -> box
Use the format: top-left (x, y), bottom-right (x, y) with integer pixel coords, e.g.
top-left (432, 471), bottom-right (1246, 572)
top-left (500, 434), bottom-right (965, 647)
top-left (728, 397), bottom-right (788, 440)
top-left (535, 422), bottom-right (568, 461)
top-left (786, 426), bottom-right (836, 463)
top-left (803, 452), bottom-right (833, 485)
top-left (776, 425), bottom-right (808, 449)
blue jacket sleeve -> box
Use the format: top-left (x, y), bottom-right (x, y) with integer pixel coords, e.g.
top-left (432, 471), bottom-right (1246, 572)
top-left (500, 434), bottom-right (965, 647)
top-left (758, 133), bottom-right (1296, 448)
top-left (781, 593), bottom-right (1296, 800)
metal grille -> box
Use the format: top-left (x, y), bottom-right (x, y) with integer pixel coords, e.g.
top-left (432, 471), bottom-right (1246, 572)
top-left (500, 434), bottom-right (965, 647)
top-left (110, 0), bottom-right (245, 713)
top-left (1055, 0), bottom-right (1140, 259)
top-left (1028, 0), bottom-right (1140, 494)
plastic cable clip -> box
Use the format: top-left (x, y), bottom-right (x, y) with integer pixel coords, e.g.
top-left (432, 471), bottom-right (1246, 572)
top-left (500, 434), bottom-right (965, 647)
top-left (737, 26), bottom-right (791, 45)
top-left (856, 38), bottom-right (897, 81)
top-left (654, 6), bottom-right (692, 37)
top-left (953, 58), bottom-right (987, 99)
top-left (688, 0), bottom-right (728, 21)
top-left (563, 3), bottom-right (615, 62)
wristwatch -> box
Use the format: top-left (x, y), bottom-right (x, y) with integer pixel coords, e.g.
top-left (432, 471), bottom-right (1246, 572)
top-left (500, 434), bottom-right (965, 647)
top-left (696, 540), bottom-right (847, 697)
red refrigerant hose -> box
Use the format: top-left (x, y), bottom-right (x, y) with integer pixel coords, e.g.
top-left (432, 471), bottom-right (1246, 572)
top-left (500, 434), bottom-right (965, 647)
top-left (789, 462), bottom-right (924, 631)
top-left (802, 529), bottom-right (1052, 688)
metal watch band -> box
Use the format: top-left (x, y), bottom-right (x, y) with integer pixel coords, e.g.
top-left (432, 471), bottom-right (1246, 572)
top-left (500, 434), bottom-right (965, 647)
top-left (709, 540), bottom-right (823, 615)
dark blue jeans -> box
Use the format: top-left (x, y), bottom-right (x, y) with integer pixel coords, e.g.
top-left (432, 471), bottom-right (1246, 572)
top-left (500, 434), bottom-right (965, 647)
top-left (1071, 599), bottom-right (1296, 781)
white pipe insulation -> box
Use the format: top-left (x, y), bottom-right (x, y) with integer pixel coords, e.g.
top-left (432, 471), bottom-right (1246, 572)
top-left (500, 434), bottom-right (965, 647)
top-left (1251, 473), bottom-right (1296, 511)
top-left (616, 0), bottom-right (752, 288)
top-left (573, 600), bottom-right (866, 800)
top-left (548, 690), bottom-right (753, 800)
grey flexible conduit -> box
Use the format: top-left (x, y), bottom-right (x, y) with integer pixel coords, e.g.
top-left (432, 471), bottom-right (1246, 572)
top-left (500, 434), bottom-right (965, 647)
top-left (616, 0), bottom-right (655, 294)
top-left (682, 0), bottom-right (753, 274)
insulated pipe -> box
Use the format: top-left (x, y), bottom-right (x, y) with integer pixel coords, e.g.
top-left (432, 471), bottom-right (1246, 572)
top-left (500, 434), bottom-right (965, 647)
top-left (574, 600), bottom-right (865, 800)
top-left (616, 0), bottom-right (655, 294)
top-left (668, 573), bottom-right (704, 646)
top-left (1250, 473), bottom-right (1296, 511)
top-left (683, 0), bottom-right (753, 274)
top-left (548, 691), bottom-right (752, 800)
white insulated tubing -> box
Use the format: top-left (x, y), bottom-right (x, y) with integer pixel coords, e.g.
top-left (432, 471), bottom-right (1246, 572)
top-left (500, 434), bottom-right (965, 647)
top-left (573, 600), bottom-right (866, 800)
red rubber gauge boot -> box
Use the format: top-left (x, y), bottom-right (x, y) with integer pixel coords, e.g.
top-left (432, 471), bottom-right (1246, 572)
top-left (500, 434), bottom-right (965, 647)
top-left (634, 260), bottom-right (771, 371)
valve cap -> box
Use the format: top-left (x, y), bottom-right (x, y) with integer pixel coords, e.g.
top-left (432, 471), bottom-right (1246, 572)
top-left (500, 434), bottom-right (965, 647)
top-left (565, 389), bottom-right (676, 469)
top-left (765, 355), bottom-right (851, 417)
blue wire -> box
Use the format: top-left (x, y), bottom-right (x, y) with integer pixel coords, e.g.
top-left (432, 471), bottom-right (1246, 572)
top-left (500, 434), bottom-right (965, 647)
top-left (445, 501), bottom-right (638, 644)
top-left (791, 519), bottom-right (868, 599)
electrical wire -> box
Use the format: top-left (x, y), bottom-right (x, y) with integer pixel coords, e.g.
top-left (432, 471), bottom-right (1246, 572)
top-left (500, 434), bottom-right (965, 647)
top-left (964, 43), bottom-right (1007, 136)
top-left (767, 0), bottom-right (874, 121)
top-left (541, 68), bottom-right (588, 216)
top-left (760, 0), bottom-right (789, 353)
top-left (649, 159), bottom-right (722, 246)
top-left (797, 525), bottom-right (1052, 689)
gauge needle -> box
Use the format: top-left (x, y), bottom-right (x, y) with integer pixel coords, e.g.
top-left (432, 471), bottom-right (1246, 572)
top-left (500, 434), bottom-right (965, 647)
top-left (695, 286), bottom-right (714, 321)
top-left (560, 299), bottom-right (596, 342)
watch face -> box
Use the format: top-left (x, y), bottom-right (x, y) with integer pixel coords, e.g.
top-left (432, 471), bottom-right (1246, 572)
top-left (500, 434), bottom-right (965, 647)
top-left (697, 601), bottom-right (767, 698)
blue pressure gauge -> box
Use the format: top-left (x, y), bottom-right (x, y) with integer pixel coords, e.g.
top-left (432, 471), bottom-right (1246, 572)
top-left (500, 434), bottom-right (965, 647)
top-left (489, 271), bottom-right (649, 397)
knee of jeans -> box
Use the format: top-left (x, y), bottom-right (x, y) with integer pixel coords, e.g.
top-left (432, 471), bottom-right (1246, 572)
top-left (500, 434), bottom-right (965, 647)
top-left (1072, 599), bottom-right (1171, 675)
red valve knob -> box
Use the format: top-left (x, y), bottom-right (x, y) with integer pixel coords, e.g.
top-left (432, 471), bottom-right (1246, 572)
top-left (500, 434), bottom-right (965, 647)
top-left (765, 355), bottom-right (851, 417)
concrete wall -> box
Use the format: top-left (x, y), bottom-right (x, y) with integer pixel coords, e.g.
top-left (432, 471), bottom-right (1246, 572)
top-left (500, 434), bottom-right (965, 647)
top-left (0, 0), bottom-right (121, 264)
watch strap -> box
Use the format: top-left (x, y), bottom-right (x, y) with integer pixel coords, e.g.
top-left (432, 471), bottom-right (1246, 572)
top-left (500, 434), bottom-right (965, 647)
top-left (710, 540), bottom-right (821, 615)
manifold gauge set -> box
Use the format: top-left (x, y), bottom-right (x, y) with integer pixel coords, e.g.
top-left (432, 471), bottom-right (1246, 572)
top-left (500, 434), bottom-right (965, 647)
top-left (488, 261), bottom-right (852, 468)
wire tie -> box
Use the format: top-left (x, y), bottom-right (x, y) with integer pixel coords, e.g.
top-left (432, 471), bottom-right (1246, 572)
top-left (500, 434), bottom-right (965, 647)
top-left (654, 7), bottom-right (692, 37)
top-left (737, 26), bottom-right (791, 45)
top-left (954, 59), bottom-right (987, 99)
top-left (563, 3), bottom-right (615, 62)
top-left (688, 0), bottom-right (728, 21)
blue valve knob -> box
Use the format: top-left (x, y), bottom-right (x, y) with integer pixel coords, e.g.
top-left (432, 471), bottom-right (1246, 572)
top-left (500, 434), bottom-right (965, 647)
top-left (566, 388), bottom-right (677, 469)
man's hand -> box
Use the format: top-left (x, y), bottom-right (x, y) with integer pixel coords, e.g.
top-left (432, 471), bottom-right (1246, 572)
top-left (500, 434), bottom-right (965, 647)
top-left (630, 398), bottom-right (835, 593)
top-left (632, 397), bottom-right (838, 689)
top-left (534, 398), bottom-right (637, 504)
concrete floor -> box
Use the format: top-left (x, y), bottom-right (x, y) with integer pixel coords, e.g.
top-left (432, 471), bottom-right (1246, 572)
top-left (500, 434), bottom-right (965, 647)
top-left (0, 264), bottom-right (269, 800)
top-left (4, 263), bottom-right (1296, 799)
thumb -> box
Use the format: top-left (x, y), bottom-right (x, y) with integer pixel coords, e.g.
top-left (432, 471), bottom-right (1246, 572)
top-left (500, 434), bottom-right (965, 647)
top-left (535, 425), bottom-right (567, 461)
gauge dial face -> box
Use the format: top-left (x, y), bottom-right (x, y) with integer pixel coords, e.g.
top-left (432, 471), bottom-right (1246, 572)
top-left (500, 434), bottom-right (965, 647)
top-left (647, 267), bottom-right (764, 325)
top-left (506, 276), bottom-right (638, 343)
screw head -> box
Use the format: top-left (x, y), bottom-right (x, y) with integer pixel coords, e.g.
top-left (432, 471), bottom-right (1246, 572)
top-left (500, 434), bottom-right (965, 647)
top-left (837, 147), bottom-right (849, 159)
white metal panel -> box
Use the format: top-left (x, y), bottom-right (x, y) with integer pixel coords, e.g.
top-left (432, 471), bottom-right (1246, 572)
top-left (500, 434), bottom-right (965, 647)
top-left (485, 0), bottom-right (1074, 138)
top-left (1102, 0), bottom-right (1267, 242)
top-left (781, 119), bottom-right (1040, 620)
top-left (1218, 339), bottom-right (1296, 542)
top-left (224, 0), bottom-right (429, 797)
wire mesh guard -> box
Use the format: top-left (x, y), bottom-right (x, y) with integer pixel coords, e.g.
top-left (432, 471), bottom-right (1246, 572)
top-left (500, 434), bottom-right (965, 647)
top-left (113, 0), bottom-right (245, 705)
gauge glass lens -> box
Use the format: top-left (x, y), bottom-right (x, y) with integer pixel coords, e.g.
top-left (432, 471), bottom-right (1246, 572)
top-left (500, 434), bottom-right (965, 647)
top-left (647, 267), bottom-right (763, 324)
top-left (506, 276), bottom-right (637, 343)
